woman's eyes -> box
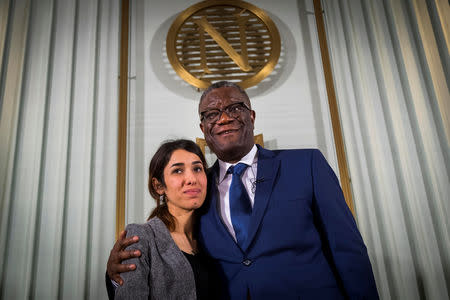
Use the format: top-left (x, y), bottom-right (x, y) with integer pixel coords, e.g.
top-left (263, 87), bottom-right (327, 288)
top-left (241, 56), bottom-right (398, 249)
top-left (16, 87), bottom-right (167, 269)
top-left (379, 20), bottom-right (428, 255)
top-left (171, 166), bottom-right (203, 174)
top-left (193, 166), bottom-right (204, 172)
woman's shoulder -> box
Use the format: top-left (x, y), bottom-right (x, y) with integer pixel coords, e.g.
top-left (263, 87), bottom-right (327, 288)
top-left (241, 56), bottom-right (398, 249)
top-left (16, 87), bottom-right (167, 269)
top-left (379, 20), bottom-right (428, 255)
top-left (124, 219), bottom-right (154, 237)
top-left (124, 217), bottom-right (175, 258)
top-left (124, 217), bottom-right (167, 239)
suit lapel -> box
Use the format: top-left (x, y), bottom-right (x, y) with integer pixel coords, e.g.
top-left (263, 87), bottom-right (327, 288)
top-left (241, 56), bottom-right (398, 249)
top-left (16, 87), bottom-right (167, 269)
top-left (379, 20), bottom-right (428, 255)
top-left (242, 146), bottom-right (280, 251)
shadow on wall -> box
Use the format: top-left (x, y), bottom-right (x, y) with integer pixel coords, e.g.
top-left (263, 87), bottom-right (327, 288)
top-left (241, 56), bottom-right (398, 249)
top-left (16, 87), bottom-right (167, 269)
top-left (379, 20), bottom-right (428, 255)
top-left (149, 11), bottom-right (298, 100)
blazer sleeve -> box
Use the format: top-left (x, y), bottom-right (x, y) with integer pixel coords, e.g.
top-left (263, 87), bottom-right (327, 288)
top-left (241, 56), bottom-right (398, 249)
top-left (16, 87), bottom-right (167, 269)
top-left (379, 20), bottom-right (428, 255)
top-left (311, 149), bottom-right (379, 299)
top-left (105, 272), bottom-right (116, 300)
top-left (114, 223), bottom-right (152, 300)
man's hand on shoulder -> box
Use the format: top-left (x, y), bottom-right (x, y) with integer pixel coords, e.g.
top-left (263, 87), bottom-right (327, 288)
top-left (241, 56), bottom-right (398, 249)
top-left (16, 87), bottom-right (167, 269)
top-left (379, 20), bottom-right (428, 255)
top-left (106, 230), bottom-right (141, 285)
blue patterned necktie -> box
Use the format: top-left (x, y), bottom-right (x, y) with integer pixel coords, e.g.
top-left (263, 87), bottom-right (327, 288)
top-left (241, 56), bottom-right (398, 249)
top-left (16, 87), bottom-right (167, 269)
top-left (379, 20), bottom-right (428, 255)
top-left (228, 163), bottom-right (252, 247)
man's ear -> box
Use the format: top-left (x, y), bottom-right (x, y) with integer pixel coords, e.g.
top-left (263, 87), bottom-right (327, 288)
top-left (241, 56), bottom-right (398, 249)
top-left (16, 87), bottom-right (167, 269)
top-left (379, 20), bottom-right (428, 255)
top-left (250, 110), bottom-right (256, 125)
top-left (152, 178), bottom-right (164, 194)
top-left (200, 122), bottom-right (204, 133)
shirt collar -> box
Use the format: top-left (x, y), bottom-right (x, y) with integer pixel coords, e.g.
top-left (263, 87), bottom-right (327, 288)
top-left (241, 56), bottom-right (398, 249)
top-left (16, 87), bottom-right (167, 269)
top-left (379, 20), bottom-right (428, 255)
top-left (218, 144), bottom-right (258, 183)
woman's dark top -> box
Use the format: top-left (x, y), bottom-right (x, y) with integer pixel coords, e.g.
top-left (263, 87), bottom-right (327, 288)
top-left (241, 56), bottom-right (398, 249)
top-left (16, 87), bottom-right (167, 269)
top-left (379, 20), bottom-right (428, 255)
top-left (183, 251), bottom-right (218, 300)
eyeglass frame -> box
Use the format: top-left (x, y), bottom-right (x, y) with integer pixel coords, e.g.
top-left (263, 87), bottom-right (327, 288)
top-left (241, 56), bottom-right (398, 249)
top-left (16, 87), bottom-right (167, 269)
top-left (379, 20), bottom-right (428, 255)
top-left (199, 102), bottom-right (251, 123)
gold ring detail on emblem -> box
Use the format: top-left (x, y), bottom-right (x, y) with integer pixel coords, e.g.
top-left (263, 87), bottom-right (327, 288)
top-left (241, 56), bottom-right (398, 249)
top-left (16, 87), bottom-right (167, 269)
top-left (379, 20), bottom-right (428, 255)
top-left (166, 0), bottom-right (281, 89)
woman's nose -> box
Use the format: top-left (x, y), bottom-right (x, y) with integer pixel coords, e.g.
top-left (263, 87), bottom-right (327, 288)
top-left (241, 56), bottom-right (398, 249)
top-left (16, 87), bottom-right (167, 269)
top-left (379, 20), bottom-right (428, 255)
top-left (184, 170), bottom-right (197, 184)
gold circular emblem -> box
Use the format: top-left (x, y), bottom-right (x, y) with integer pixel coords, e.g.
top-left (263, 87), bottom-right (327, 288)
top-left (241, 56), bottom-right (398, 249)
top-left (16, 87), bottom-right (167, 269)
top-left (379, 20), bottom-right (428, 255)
top-left (166, 0), bottom-right (281, 89)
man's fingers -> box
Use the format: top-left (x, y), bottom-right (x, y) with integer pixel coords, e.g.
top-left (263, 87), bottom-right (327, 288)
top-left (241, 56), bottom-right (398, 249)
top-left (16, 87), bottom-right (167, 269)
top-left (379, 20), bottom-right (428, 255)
top-left (118, 230), bottom-right (127, 240)
top-left (119, 249), bottom-right (141, 260)
top-left (111, 263), bottom-right (136, 285)
top-left (111, 274), bottom-right (124, 286)
top-left (112, 263), bottom-right (136, 273)
top-left (106, 230), bottom-right (140, 283)
top-left (118, 235), bottom-right (139, 250)
top-left (111, 230), bottom-right (127, 252)
top-left (108, 261), bottom-right (137, 278)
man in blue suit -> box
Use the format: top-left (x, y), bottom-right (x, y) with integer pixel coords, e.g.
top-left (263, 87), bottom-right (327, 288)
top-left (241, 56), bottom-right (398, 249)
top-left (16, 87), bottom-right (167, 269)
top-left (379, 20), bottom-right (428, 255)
top-left (106, 81), bottom-right (379, 299)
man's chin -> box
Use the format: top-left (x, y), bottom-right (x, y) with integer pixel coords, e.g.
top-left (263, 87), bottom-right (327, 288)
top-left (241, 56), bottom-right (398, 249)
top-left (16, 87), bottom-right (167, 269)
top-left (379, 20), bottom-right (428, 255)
top-left (208, 132), bottom-right (239, 146)
top-left (208, 141), bottom-right (249, 162)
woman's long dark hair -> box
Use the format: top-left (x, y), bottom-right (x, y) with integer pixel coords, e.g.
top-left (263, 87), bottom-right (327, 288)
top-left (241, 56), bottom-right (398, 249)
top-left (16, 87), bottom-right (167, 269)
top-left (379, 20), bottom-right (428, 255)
top-left (147, 139), bottom-right (207, 231)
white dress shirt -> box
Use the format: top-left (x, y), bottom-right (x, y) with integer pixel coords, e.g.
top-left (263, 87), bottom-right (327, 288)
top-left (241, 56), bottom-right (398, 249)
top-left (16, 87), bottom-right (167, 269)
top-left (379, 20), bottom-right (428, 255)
top-left (217, 144), bottom-right (258, 241)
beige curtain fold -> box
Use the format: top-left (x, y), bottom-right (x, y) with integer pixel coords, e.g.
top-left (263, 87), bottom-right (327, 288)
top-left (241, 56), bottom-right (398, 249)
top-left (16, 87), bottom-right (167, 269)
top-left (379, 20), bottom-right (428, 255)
top-left (0, 0), bottom-right (119, 299)
top-left (323, 0), bottom-right (449, 299)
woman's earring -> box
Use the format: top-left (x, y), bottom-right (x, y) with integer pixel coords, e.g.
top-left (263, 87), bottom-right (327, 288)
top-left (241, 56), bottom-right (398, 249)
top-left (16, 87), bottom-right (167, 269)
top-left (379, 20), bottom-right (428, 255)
top-left (160, 194), bottom-right (165, 202)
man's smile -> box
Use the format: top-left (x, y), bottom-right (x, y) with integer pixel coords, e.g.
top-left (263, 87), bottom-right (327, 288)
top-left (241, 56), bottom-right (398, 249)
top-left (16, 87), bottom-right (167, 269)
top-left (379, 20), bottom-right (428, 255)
top-left (214, 127), bottom-right (241, 136)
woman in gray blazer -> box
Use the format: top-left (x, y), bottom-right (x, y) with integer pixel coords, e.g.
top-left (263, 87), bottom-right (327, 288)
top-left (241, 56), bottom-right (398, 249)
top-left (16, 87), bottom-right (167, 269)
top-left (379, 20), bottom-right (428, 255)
top-left (114, 139), bottom-right (218, 300)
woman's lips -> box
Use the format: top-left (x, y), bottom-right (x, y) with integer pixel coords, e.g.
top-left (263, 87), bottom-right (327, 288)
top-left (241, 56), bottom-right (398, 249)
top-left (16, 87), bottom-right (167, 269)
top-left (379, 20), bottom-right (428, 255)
top-left (184, 188), bottom-right (202, 196)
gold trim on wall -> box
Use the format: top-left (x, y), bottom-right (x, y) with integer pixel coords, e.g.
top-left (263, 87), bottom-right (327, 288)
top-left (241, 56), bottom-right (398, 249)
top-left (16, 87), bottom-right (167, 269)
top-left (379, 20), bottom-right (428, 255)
top-left (116, 0), bottom-right (129, 240)
top-left (313, 0), bottom-right (355, 215)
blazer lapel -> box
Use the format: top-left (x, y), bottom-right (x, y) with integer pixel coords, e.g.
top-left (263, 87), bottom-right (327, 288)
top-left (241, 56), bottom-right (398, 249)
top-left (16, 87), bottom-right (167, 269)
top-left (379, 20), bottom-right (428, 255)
top-left (242, 146), bottom-right (280, 251)
top-left (149, 217), bottom-right (197, 297)
top-left (150, 218), bottom-right (182, 255)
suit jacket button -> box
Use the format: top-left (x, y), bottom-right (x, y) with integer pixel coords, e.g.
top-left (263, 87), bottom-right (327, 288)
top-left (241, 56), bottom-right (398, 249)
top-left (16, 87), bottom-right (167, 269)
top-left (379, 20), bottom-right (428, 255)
top-left (243, 259), bottom-right (252, 266)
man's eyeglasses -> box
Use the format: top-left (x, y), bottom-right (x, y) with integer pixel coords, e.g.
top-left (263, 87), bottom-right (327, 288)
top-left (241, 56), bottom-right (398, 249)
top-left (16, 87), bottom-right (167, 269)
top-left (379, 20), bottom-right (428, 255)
top-left (200, 102), bottom-right (250, 123)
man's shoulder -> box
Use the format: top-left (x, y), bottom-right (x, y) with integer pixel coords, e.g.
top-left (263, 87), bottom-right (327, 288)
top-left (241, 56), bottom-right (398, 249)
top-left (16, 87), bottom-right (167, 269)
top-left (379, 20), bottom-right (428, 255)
top-left (261, 147), bottom-right (320, 160)
top-left (271, 147), bottom-right (318, 154)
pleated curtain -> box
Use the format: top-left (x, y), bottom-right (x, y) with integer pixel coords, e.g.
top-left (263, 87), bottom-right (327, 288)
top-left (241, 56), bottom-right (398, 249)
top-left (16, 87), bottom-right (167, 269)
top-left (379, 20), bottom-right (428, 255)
top-left (1, 0), bottom-right (449, 299)
top-left (0, 0), bottom-right (119, 299)
top-left (323, 0), bottom-right (449, 299)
